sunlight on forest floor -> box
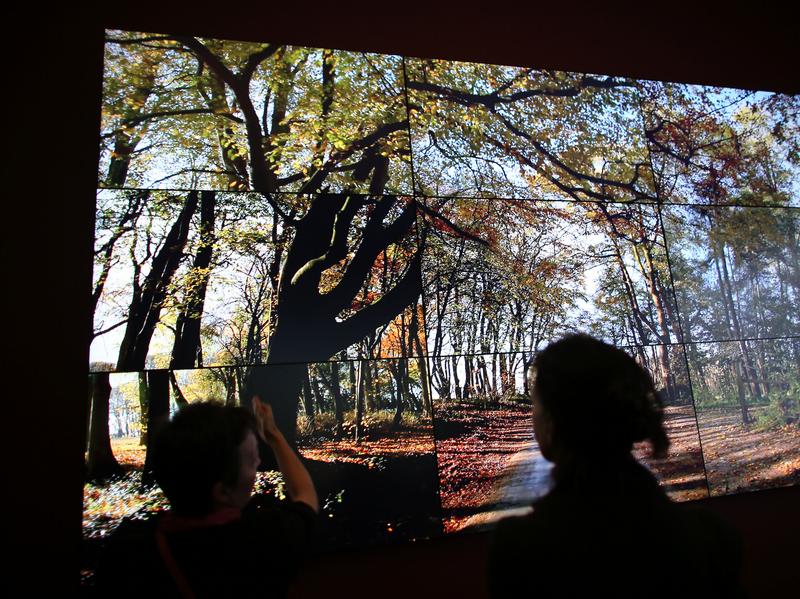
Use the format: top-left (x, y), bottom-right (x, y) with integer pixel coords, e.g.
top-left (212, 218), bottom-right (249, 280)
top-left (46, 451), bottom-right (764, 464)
top-left (299, 424), bottom-right (435, 469)
top-left (696, 408), bottom-right (800, 496)
top-left (109, 437), bottom-right (145, 469)
top-left (82, 471), bottom-right (167, 540)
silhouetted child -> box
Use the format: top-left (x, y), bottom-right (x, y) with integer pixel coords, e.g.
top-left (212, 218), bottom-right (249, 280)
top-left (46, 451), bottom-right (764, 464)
top-left (95, 398), bottom-right (318, 598)
top-left (488, 334), bottom-right (745, 598)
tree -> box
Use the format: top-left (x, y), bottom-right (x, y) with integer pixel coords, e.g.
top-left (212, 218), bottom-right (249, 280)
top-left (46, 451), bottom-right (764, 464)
top-left (86, 372), bottom-right (123, 481)
top-left (170, 190), bottom-right (217, 369)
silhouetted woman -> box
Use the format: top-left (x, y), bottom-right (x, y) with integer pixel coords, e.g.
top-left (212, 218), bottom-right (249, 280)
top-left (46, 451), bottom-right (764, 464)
top-left (488, 334), bottom-right (745, 598)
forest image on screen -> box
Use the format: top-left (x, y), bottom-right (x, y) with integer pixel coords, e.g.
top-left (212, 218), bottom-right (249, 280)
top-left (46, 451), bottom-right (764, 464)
top-left (83, 29), bottom-right (800, 569)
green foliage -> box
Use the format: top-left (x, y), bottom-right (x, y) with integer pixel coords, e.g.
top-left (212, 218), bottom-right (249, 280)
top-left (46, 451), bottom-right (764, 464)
top-left (754, 386), bottom-right (800, 431)
top-left (253, 470), bottom-right (286, 501)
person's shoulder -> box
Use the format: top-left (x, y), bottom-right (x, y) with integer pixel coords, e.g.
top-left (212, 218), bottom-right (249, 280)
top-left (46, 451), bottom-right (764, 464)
top-left (241, 495), bottom-right (318, 547)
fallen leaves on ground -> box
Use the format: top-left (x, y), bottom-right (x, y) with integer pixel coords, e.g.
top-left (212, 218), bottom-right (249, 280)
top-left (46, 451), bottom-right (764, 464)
top-left (433, 402), bottom-right (535, 532)
top-left (298, 425), bottom-right (435, 468)
top-left (696, 407), bottom-right (800, 495)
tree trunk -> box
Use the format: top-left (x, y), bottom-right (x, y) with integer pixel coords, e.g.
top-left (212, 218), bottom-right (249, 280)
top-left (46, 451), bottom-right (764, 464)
top-left (311, 368), bottom-right (325, 413)
top-left (464, 356), bottom-right (473, 400)
top-left (417, 355), bottom-right (432, 416)
top-left (452, 355), bottom-right (462, 400)
top-left (715, 240), bottom-right (763, 401)
top-left (199, 68), bottom-right (250, 189)
top-left (138, 372), bottom-right (149, 447)
top-left (117, 191), bottom-right (199, 371)
top-left (301, 364), bottom-right (316, 430)
top-left (142, 371), bottom-right (170, 487)
top-left (432, 357), bottom-right (450, 400)
top-left (391, 359), bottom-right (406, 431)
top-left (331, 360), bottom-right (345, 438)
top-left (170, 190), bottom-right (217, 369)
top-left (86, 372), bottom-right (123, 481)
top-left (355, 360), bottom-right (366, 443)
top-left (243, 188), bottom-right (422, 456)
top-left (499, 353), bottom-right (509, 396)
top-left (223, 369), bottom-right (237, 406)
top-left (105, 53), bottom-right (160, 187)
top-left (169, 371), bottom-right (188, 407)
top-left (733, 359), bottom-right (751, 426)
top-left (364, 358), bottom-right (375, 412)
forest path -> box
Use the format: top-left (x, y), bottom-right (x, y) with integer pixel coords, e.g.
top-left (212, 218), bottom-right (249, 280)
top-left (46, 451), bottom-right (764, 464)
top-left (436, 403), bottom-right (718, 533)
top-left (433, 401), bottom-right (544, 532)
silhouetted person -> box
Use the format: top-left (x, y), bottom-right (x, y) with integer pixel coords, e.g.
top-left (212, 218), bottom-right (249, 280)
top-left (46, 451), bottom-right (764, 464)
top-left (95, 398), bottom-right (318, 598)
top-left (488, 334), bottom-right (745, 598)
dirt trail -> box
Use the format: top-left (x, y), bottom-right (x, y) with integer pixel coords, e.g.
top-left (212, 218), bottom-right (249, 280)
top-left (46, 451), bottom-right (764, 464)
top-left (433, 401), bottom-right (541, 532)
top-left (435, 403), bottom-right (714, 532)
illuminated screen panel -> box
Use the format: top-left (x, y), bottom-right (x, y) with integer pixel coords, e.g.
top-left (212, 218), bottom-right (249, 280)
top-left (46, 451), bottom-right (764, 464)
top-left (419, 197), bottom-right (679, 352)
top-left (686, 338), bottom-right (800, 496)
top-left (661, 204), bottom-right (800, 342)
top-left (405, 57), bottom-right (657, 202)
top-left (639, 83), bottom-right (800, 208)
top-left (91, 189), bottom-right (426, 372)
top-left (99, 31), bottom-right (412, 194)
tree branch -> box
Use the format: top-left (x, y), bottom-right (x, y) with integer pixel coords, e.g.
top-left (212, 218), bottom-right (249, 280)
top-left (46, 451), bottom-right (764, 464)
top-left (417, 202), bottom-right (490, 246)
top-left (323, 196), bottom-right (416, 314)
top-left (334, 250), bottom-right (423, 350)
top-left (241, 44), bottom-right (280, 82)
top-left (406, 75), bottom-right (632, 110)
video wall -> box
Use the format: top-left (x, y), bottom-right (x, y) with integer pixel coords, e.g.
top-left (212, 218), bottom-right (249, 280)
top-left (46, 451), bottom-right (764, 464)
top-left (84, 29), bottom-right (800, 554)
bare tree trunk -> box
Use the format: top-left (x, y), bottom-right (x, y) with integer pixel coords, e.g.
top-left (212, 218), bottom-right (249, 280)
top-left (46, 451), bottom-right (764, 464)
top-left (355, 360), bottom-right (366, 443)
top-left (117, 191), bottom-right (199, 371)
top-left (364, 358), bottom-right (375, 412)
top-left (86, 372), bottom-right (123, 481)
top-left (464, 356), bottom-right (473, 400)
top-left (391, 359), bottom-right (407, 431)
top-left (331, 360), bottom-right (344, 438)
top-left (138, 372), bottom-right (149, 447)
top-left (733, 359), bottom-right (751, 425)
top-left (142, 371), bottom-right (170, 487)
top-left (224, 370), bottom-right (237, 406)
top-left (452, 355), bottom-right (462, 401)
top-left (301, 364), bottom-right (316, 431)
top-left (169, 371), bottom-right (188, 407)
top-left (170, 191), bottom-right (217, 369)
top-left (410, 308), bottom-right (431, 415)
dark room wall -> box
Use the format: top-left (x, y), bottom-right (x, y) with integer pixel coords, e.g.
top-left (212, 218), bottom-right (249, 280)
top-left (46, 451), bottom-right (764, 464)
top-left (7, 2), bottom-right (798, 595)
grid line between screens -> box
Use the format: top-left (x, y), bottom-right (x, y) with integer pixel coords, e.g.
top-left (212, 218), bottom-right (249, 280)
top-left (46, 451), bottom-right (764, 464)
top-left (95, 186), bottom-right (800, 212)
top-left (651, 170), bottom-right (714, 498)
